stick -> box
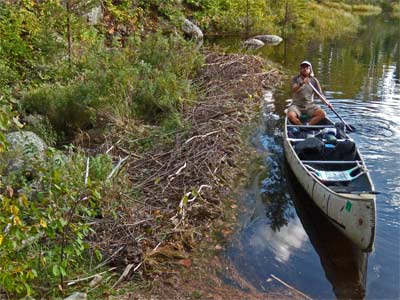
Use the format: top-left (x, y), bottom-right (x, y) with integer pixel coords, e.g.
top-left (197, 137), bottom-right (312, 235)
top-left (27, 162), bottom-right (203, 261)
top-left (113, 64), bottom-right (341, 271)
top-left (112, 241), bottom-right (162, 289)
top-left (66, 267), bottom-right (117, 286)
top-left (270, 274), bottom-right (313, 300)
top-left (93, 246), bottom-right (125, 271)
top-left (84, 157), bottom-right (90, 187)
top-left (107, 155), bottom-right (130, 180)
top-left (184, 130), bottom-right (220, 144)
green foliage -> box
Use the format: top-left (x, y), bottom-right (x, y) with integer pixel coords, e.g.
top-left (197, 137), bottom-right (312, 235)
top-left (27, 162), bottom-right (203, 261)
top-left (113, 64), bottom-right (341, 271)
top-left (22, 32), bottom-right (203, 139)
top-left (22, 115), bottom-right (58, 147)
top-left (309, 2), bottom-right (360, 39)
top-left (185, 0), bottom-right (275, 34)
top-left (0, 148), bottom-right (113, 297)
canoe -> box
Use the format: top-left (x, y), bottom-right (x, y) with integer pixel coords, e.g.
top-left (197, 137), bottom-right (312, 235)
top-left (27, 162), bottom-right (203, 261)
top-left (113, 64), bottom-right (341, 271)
top-left (283, 116), bottom-right (376, 252)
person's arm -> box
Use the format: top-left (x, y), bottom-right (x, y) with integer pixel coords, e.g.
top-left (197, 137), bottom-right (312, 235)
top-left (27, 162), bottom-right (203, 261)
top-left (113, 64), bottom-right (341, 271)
top-left (292, 76), bottom-right (309, 93)
top-left (312, 78), bottom-right (333, 108)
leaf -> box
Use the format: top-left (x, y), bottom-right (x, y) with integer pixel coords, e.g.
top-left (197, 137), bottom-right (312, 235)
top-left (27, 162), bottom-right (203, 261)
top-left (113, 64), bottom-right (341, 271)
top-left (10, 205), bottom-right (19, 215)
top-left (177, 258), bottom-right (192, 267)
top-left (0, 235), bottom-right (4, 246)
top-left (59, 265), bottom-right (67, 277)
top-left (52, 265), bottom-right (60, 276)
top-left (40, 218), bottom-right (47, 228)
top-left (13, 216), bottom-right (22, 226)
top-left (6, 186), bottom-right (14, 198)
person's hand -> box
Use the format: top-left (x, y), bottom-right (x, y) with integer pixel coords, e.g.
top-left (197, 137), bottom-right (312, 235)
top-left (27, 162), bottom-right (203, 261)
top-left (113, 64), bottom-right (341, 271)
top-left (303, 77), bottom-right (311, 85)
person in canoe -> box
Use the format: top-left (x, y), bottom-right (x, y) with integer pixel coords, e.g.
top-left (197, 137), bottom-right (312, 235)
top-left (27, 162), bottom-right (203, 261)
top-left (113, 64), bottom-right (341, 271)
top-left (287, 60), bottom-right (333, 125)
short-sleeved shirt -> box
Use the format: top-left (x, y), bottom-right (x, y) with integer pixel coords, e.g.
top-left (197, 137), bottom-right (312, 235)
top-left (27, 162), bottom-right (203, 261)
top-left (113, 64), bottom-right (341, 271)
top-left (291, 75), bottom-right (321, 107)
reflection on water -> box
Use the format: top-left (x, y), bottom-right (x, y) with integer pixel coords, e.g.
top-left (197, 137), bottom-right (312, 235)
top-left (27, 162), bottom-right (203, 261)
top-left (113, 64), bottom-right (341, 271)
top-left (286, 162), bottom-right (368, 300)
top-left (223, 15), bottom-right (399, 300)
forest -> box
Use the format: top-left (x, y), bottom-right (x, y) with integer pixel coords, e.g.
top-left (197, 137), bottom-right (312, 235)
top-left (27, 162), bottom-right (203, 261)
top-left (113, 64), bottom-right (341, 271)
top-left (0, 0), bottom-right (398, 299)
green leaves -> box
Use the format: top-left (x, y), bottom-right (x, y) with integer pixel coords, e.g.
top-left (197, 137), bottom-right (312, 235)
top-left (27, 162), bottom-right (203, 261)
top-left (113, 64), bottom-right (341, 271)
top-left (0, 149), bottom-right (112, 297)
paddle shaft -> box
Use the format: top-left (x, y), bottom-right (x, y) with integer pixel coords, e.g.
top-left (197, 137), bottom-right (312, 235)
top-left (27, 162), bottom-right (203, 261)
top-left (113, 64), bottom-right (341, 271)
top-left (307, 81), bottom-right (354, 132)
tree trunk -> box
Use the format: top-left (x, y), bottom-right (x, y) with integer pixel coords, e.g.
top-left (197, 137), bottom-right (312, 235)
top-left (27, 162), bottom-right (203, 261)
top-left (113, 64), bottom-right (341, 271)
top-left (66, 0), bottom-right (72, 68)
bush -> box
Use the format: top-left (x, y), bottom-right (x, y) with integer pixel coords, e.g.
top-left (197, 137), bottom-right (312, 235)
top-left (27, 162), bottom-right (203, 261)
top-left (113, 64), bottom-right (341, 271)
top-left (22, 32), bottom-right (203, 140)
top-left (0, 148), bottom-right (114, 297)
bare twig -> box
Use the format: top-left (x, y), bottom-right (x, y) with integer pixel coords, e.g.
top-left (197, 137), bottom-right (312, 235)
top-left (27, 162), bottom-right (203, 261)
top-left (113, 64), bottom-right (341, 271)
top-left (66, 267), bottom-right (117, 286)
top-left (270, 274), bottom-right (313, 300)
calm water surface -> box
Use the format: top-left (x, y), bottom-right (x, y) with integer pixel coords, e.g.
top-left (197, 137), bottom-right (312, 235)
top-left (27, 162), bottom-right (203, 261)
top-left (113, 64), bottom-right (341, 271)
top-left (219, 16), bottom-right (399, 300)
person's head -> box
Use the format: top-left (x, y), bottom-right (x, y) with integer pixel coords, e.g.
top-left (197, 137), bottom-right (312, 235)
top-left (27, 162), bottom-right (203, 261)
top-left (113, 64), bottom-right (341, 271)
top-left (300, 60), bottom-right (314, 77)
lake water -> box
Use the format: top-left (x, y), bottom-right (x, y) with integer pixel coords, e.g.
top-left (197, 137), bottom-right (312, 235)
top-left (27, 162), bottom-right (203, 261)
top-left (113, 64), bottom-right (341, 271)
top-left (219, 15), bottom-right (399, 300)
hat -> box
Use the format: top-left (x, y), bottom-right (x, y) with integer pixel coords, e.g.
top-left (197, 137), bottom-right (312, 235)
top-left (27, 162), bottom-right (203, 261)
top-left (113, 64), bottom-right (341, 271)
top-left (300, 60), bottom-right (312, 67)
top-left (300, 60), bottom-right (314, 76)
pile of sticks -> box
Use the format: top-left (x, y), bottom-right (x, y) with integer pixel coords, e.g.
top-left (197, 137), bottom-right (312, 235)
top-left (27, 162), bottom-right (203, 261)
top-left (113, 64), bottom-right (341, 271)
top-left (91, 52), bottom-right (283, 283)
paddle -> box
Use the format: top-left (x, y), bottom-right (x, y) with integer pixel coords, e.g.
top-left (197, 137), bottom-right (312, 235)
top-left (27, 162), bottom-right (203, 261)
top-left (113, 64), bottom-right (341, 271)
top-left (307, 81), bottom-right (356, 132)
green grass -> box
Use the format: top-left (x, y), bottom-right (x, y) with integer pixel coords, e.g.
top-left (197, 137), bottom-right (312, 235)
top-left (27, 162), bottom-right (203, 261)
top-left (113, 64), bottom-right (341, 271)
top-left (309, 2), bottom-right (360, 39)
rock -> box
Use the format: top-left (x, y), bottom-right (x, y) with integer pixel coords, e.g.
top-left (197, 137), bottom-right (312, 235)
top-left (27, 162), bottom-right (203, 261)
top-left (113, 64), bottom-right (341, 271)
top-left (182, 18), bottom-right (204, 48)
top-left (252, 35), bottom-right (283, 45)
top-left (89, 274), bottom-right (103, 287)
top-left (22, 114), bottom-right (45, 127)
top-left (3, 131), bottom-right (48, 174)
top-left (63, 292), bottom-right (87, 300)
top-left (5, 131), bottom-right (47, 160)
top-left (86, 5), bottom-right (103, 25)
top-left (243, 38), bottom-right (265, 49)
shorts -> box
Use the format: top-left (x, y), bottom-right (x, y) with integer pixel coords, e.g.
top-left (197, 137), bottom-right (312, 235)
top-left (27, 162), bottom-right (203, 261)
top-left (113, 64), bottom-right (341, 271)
top-left (287, 103), bottom-right (321, 117)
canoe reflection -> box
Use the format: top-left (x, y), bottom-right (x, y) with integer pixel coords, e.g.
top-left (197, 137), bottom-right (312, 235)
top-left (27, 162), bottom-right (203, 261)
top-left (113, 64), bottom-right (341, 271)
top-left (285, 161), bottom-right (368, 300)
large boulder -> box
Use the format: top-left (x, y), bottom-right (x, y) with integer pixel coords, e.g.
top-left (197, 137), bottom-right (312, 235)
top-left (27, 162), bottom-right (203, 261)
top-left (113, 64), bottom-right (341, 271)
top-left (252, 35), bottom-right (283, 45)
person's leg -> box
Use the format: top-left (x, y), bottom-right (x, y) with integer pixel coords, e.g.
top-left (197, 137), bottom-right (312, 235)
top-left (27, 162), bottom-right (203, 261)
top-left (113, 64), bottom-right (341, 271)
top-left (308, 108), bottom-right (326, 125)
top-left (287, 105), bottom-right (302, 125)
top-left (287, 111), bottom-right (302, 125)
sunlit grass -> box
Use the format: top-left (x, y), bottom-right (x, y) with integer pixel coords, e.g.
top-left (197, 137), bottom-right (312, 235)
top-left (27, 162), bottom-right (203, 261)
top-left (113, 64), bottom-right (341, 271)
top-left (309, 2), bottom-right (360, 40)
top-left (352, 4), bottom-right (382, 14)
top-left (392, 3), bottom-right (400, 18)
top-left (321, 1), bottom-right (381, 14)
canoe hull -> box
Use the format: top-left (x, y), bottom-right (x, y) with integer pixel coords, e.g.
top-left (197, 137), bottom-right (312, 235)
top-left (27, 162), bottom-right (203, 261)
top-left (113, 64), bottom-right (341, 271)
top-left (283, 118), bottom-right (376, 252)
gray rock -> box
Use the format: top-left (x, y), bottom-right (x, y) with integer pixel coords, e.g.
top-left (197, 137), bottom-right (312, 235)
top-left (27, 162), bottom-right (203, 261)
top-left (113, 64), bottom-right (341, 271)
top-left (63, 292), bottom-right (87, 300)
top-left (22, 114), bottom-right (45, 127)
top-left (182, 18), bottom-right (204, 41)
top-left (252, 35), bottom-right (283, 45)
top-left (6, 131), bottom-right (47, 159)
top-left (86, 5), bottom-right (103, 25)
top-left (244, 38), bottom-right (265, 49)
top-left (3, 131), bottom-right (48, 173)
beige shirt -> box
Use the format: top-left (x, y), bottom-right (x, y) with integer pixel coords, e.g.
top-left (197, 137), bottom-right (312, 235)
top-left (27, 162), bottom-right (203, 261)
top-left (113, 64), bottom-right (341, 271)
top-left (291, 75), bottom-right (321, 107)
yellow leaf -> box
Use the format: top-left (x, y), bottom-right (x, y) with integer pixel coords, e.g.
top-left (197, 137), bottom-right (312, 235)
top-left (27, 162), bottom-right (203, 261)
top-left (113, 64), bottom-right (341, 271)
top-left (40, 218), bottom-right (47, 228)
top-left (0, 235), bottom-right (3, 246)
top-left (13, 216), bottom-right (22, 226)
top-left (11, 205), bottom-right (19, 215)
top-left (19, 194), bottom-right (28, 207)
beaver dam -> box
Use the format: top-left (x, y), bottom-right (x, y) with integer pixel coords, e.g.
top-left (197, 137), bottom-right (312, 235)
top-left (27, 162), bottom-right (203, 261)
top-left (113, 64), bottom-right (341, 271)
top-left (84, 51), bottom-right (300, 299)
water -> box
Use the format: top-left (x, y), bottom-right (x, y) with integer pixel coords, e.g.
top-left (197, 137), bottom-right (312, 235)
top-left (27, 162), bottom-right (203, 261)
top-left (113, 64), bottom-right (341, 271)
top-left (221, 16), bottom-right (400, 300)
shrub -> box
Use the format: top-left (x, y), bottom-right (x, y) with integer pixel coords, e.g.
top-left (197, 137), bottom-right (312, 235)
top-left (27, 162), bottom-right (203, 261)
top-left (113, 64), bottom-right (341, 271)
top-left (22, 32), bottom-right (203, 140)
top-left (0, 148), bottom-right (114, 297)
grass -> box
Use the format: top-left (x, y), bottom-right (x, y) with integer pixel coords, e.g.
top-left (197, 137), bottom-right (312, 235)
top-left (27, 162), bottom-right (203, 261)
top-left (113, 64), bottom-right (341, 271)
top-left (309, 2), bottom-right (360, 40)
